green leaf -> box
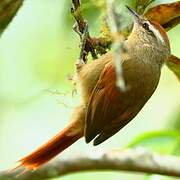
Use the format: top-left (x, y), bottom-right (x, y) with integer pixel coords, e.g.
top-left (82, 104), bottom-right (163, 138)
top-left (127, 130), bottom-right (180, 154)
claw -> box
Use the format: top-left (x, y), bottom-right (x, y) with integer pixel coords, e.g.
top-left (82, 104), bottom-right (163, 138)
top-left (75, 59), bottom-right (85, 73)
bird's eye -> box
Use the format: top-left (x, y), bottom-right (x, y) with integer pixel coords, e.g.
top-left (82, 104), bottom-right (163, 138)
top-left (142, 23), bottom-right (149, 30)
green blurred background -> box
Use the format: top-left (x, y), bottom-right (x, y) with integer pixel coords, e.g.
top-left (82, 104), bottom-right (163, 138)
top-left (0, 0), bottom-right (179, 179)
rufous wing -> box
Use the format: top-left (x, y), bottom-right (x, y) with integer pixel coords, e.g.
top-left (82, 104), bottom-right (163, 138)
top-left (84, 62), bottom-right (132, 145)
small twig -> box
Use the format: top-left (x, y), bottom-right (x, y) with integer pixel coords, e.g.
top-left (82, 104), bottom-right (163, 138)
top-left (90, 37), bottom-right (112, 54)
top-left (71, 0), bottom-right (112, 61)
top-left (146, 0), bottom-right (157, 8)
top-left (166, 55), bottom-right (180, 81)
top-left (106, 0), bottom-right (127, 91)
top-left (71, 0), bottom-right (97, 61)
top-left (71, 0), bottom-right (86, 33)
top-left (78, 21), bottom-right (89, 62)
top-left (135, 0), bottom-right (156, 14)
top-left (72, 21), bottom-right (89, 62)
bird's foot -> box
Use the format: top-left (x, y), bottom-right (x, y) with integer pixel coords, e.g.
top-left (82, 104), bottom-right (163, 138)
top-left (75, 59), bottom-right (85, 74)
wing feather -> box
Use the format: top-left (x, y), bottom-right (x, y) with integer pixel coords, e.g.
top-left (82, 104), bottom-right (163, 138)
top-left (85, 63), bottom-right (124, 143)
top-left (84, 59), bottom-right (159, 145)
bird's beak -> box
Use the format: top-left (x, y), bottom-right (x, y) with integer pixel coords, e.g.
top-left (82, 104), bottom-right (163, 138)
top-left (126, 6), bottom-right (140, 21)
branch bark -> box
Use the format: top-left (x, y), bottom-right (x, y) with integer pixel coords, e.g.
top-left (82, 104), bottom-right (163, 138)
top-left (1, 149), bottom-right (180, 180)
top-left (71, 0), bottom-right (111, 62)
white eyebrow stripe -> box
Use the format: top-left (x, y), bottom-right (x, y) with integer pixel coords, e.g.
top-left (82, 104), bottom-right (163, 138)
top-left (147, 21), bottom-right (165, 44)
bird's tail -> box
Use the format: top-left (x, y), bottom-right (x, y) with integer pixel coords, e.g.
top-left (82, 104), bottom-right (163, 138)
top-left (18, 123), bottom-right (82, 170)
top-left (17, 121), bottom-right (83, 170)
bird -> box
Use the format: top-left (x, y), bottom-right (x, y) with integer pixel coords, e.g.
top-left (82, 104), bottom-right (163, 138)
top-left (16, 6), bottom-right (170, 171)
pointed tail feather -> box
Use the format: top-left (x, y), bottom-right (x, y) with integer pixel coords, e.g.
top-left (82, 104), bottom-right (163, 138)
top-left (18, 124), bottom-right (82, 170)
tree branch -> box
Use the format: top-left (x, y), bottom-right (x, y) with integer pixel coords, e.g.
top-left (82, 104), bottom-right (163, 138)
top-left (1, 149), bottom-right (180, 180)
top-left (71, 0), bottom-right (98, 61)
top-left (71, 0), bottom-right (111, 62)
